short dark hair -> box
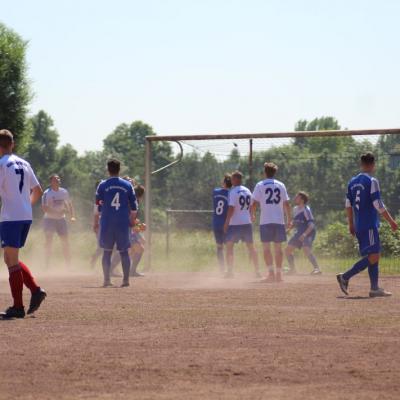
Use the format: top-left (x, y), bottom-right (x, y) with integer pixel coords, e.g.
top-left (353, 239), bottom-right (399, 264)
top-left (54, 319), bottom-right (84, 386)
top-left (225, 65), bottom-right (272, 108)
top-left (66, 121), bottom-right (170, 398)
top-left (223, 174), bottom-right (232, 188)
top-left (135, 185), bottom-right (145, 199)
top-left (0, 129), bottom-right (14, 149)
top-left (264, 162), bottom-right (278, 178)
top-left (231, 170), bottom-right (243, 181)
top-left (107, 159), bottom-right (121, 175)
top-left (297, 191), bottom-right (309, 204)
top-left (360, 152), bottom-right (375, 165)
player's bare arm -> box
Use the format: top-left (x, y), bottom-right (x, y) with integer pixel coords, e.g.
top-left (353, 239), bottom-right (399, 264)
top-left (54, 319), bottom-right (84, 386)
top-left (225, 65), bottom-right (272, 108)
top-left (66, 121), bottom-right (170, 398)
top-left (93, 210), bottom-right (100, 233)
top-left (31, 185), bottom-right (43, 205)
top-left (223, 206), bottom-right (234, 233)
top-left (250, 201), bottom-right (258, 223)
top-left (299, 222), bottom-right (315, 242)
top-left (284, 200), bottom-right (292, 229)
top-left (346, 206), bottom-right (355, 235)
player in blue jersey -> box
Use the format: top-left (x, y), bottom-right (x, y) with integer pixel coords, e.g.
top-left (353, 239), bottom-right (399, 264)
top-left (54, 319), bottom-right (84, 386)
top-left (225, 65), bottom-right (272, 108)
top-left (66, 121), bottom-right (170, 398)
top-left (212, 174), bottom-right (232, 273)
top-left (93, 159), bottom-right (138, 288)
top-left (285, 191), bottom-right (321, 275)
top-left (337, 153), bottom-right (398, 297)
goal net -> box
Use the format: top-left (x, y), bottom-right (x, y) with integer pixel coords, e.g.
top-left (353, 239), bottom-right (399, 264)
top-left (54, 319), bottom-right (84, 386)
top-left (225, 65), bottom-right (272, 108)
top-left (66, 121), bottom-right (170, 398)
top-left (144, 129), bottom-right (400, 274)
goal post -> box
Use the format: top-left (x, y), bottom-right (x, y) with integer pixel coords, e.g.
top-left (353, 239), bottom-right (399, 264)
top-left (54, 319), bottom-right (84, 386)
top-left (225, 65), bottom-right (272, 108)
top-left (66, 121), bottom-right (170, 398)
top-left (144, 128), bottom-right (400, 272)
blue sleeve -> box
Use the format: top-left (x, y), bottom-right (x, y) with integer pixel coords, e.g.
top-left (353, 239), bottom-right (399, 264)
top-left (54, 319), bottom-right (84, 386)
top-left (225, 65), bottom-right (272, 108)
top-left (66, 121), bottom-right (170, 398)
top-left (128, 186), bottom-right (138, 211)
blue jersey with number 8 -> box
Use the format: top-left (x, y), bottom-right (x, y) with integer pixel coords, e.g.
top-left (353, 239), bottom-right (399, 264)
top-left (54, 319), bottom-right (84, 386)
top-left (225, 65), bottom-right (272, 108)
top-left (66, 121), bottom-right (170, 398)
top-left (212, 188), bottom-right (230, 228)
top-left (96, 177), bottom-right (137, 227)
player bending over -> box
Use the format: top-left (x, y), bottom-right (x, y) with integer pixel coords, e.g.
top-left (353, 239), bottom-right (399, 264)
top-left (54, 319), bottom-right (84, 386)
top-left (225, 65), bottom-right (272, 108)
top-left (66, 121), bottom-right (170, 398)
top-left (42, 174), bottom-right (76, 268)
top-left (93, 160), bottom-right (138, 287)
top-left (252, 162), bottom-right (291, 282)
top-left (337, 152), bottom-right (398, 297)
top-left (0, 129), bottom-right (47, 319)
top-left (223, 171), bottom-right (260, 279)
top-left (212, 174), bottom-right (232, 273)
top-left (285, 191), bottom-right (321, 275)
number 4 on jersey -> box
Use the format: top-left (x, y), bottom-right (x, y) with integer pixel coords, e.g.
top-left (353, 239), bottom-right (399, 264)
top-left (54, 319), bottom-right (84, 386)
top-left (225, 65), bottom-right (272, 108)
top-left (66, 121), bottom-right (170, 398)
top-left (111, 192), bottom-right (121, 210)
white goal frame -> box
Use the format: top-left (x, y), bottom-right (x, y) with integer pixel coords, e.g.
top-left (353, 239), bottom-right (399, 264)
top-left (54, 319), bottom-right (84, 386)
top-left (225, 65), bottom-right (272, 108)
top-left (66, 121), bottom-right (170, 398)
top-left (144, 128), bottom-right (400, 270)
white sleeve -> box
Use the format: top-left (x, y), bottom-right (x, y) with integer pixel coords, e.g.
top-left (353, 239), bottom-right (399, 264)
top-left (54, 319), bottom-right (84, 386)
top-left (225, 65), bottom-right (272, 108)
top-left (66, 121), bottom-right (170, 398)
top-left (345, 198), bottom-right (351, 208)
top-left (228, 190), bottom-right (236, 207)
top-left (29, 165), bottom-right (40, 189)
top-left (282, 184), bottom-right (289, 201)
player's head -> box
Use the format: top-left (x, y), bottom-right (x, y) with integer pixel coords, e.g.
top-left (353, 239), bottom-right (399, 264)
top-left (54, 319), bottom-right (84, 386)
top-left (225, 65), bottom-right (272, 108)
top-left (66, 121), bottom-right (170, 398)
top-left (49, 174), bottom-right (61, 188)
top-left (222, 174), bottom-right (232, 189)
top-left (0, 129), bottom-right (14, 154)
top-left (295, 191), bottom-right (309, 206)
top-left (231, 170), bottom-right (243, 186)
top-left (107, 159), bottom-right (120, 176)
top-left (264, 162), bottom-right (278, 178)
top-left (134, 185), bottom-right (145, 201)
top-left (360, 152), bottom-right (375, 173)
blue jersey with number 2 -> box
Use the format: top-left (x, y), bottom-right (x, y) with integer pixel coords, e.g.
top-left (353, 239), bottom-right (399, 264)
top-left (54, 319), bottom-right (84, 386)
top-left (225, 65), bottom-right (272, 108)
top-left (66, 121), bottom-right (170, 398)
top-left (96, 177), bottom-right (138, 227)
top-left (212, 188), bottom-right (230, 228)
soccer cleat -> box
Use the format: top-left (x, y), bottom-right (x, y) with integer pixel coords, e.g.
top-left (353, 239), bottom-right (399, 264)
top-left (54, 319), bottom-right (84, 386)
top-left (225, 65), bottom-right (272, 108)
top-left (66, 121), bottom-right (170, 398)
top-left (369, 288), bottom-right (392, 298)
top-left (0, 306), bottom-right (25, 319)
top-left (120, 281), bottom-right (130, 287)
top-left (311, 268), bottom-right (322, 275)
top-left (130, 271), bottom-right (145, 277)
top-left (102, 281), bottom-right (114, 288)
top-left (27, 288), bottom-right (47, 315)
top-left (336, 274), bottom-right (349, 295)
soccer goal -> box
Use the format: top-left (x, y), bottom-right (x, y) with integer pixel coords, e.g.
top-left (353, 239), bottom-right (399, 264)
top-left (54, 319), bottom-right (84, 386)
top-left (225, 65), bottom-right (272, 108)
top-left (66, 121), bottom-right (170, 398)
top-left (144, 128), bottom-right (400, 273)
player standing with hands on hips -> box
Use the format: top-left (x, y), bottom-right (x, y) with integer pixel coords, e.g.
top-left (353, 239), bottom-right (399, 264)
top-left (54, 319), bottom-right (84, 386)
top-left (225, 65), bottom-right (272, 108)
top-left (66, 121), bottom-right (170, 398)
top-left (0, 129), bottom-right (47, 319)
top-left (93, 159), bottom-right (138, 288)
top-left (337, 152), bottom-right (398, 297)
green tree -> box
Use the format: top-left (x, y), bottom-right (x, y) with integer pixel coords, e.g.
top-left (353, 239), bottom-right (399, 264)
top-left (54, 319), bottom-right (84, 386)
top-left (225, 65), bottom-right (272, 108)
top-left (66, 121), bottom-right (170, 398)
top-left (0, 23), bottom-right (31, 150)
top-left (24, 110), bottom-right (59, 183)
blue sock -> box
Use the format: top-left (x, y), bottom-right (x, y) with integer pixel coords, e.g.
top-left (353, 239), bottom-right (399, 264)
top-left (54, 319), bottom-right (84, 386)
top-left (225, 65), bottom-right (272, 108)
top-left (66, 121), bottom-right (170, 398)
top-left (102, 250), bottom-right (112, 283)
top-left (343, 257), bottom-right (369, 281)
top-left (120, 250), bottom-right (131, 282)
top-left (368, 263), bottom-right (379, 290)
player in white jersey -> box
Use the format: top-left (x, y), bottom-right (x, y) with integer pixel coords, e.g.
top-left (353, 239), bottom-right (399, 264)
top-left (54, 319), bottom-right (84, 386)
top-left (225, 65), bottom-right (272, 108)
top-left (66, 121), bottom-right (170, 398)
top-left (252, 163), bottom-right (291, 282)
top-left (42, 174), bottom-right (76, 268)
top-left (223, 171), bottom-right (260, 278)
top-left (0, 130), bottom-right (47, 319)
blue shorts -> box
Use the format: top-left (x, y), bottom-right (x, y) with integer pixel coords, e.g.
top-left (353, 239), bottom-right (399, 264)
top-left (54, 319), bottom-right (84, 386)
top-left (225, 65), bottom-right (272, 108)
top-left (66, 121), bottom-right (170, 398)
top-left (43, 218), bottom-right (68, 236)
top-left (226, 224), bottom-right (253, 244)
top-left (213, 226), bottom-right (226, 245)
top-left (100, 223), bottom-right (131, 252)
top-left (0, 221), bottom-right (31, 248)
top-left (260, 224), bottom-right (287, 243)
top-left (288, 230), bottom-right (316, 249)
top-left (356, 227), bottom-right (380, 256)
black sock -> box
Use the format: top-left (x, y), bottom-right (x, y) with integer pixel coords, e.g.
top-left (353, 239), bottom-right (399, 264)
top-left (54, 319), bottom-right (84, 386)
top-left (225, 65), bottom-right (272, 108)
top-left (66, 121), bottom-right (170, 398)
top-left (102, 250), bottom-right (112, 283)
top-left (120, 250), bottom-right (131, 282)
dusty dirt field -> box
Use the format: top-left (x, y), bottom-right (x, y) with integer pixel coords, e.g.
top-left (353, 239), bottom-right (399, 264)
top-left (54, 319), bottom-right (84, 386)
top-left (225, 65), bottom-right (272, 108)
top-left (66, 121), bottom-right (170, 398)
top-left (1, 271), bottom-right (400, 400)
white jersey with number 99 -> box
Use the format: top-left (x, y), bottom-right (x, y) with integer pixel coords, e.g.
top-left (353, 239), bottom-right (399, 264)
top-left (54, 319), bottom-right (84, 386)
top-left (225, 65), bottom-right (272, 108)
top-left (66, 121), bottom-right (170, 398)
top-left (228, 185), bottom-right (253, 225)
top-left (0, 154), bottom-right (40, 222)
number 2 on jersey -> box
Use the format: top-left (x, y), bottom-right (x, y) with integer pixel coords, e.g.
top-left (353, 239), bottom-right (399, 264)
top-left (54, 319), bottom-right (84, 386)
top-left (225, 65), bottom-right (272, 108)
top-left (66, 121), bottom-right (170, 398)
top-left (15, 168), bottom-right (24, 193)
top-left (111, 192), bottom-right (121, 210)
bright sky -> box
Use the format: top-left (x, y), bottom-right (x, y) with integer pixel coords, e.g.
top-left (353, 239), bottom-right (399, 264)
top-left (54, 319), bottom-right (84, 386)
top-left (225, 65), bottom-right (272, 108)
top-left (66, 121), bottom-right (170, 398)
top-left (2, 0), bottom-right (400, 153)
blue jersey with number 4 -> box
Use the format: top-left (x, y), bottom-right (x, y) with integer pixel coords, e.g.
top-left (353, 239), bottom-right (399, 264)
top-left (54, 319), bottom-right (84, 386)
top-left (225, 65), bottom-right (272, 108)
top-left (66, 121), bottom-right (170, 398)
top-left (346, 173), bottom-right (382, 232)
top-left (96, 177), bottom-right (138, 227)
top-left (212, 188), bottom-right (230, 228)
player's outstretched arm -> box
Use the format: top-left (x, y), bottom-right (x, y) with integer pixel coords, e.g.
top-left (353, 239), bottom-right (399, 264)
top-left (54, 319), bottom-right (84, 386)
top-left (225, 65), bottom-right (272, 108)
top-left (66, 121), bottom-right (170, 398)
top-left (31, 185), bottom-right (43, 205)
top-left (381, 210), bottom-right (398, 232)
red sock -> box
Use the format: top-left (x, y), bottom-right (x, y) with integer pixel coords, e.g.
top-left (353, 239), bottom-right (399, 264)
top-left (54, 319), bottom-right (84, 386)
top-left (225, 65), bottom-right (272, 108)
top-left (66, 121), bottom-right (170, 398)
top-left (19, 261), bottom-right (39, 294)
top-left (8, 265), bottom-right (24, 308)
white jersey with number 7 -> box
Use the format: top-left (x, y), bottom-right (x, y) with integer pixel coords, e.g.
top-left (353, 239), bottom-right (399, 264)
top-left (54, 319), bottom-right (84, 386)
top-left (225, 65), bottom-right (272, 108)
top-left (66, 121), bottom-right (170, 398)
top-left (228, 185), bottom-right (253, 225)
top-left (0, 154), bottom-right (40, 222)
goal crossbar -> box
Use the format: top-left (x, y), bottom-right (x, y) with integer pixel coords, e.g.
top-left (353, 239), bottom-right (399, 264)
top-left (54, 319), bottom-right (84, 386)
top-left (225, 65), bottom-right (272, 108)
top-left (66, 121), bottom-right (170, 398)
top-left (144, 128), bottom-right (400, 270)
